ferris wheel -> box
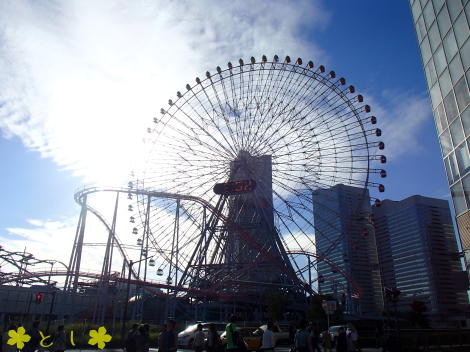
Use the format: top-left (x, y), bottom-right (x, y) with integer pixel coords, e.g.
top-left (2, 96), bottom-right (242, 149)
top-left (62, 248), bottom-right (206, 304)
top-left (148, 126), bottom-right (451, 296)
top-left (129, 55), bottom-right (386, 297)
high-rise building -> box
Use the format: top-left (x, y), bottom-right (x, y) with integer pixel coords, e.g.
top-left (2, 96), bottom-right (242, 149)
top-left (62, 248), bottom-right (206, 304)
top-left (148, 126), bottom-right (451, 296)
top-left (409, 0), bottom-right (470, 276)
top-left (225, 151), bottom-right (297, 289)
top-left (313, 184), bottom-right (383, 316)
top-left (373, 195), bottom-right (468, 322)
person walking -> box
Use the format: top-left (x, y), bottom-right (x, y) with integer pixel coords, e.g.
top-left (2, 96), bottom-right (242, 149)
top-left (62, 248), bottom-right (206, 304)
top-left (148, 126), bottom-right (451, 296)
top-left (321, 330), bottom-right (332, 352)
top-left (2, 324), bottom-right (17, 352)
top-left (167, 320), bottom-right (178, 352)
top-left (126, 324), bottom-right (139, 352)
top-left (260, 322), bottom-right (275, 352)
top-left (192, 324), bottom-right (205, 352)
top-left (53, 325), bottom-right (66, 352)
top-left (294, 320), bottom-right (310, 352)
top-left (346, 324), bottom-right (359, 352)
top-left (206, 323), bottom-right (222, 352)
top-left (309, 326), bottom-right (320, 352)
top-left (226, 315), bottom-right (240, 352)
top-left (158, 324), bottom-right (168, 352)
top-left (136, 325), bottom-right (150, 352)
top-left (335, 328), bottom-right (347, 352)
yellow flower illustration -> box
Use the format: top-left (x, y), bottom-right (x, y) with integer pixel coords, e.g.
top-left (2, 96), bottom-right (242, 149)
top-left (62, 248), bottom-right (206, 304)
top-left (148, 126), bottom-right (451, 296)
top-left (88, 326), bottom-right (112, 349)
top-left (8, 326), bottom-right (31, 350)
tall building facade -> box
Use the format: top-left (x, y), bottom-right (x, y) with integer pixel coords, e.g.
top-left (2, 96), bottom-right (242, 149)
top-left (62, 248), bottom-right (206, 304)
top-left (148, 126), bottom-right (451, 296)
top-left (409, 0), bottom-right (470, 276)
top-left (373, 195), bottom-right (468, 322)
top-left (313, 184), bottom-right (383, 316)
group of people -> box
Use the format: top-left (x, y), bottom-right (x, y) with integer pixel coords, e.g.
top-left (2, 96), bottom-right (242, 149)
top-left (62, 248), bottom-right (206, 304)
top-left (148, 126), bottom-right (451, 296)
top-left (1, 321), bottom-right (66, 352)
top-left (126, 320), bottom-right (178, 352)
top-left (294, 321), bottom-right (359, 352)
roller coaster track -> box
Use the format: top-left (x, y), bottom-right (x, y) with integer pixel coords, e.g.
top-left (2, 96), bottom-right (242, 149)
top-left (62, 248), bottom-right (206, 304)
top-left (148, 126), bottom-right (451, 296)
top-left (286, 250), bottom-right (363, 298)
top-left (74, 186), bottom-right (313, 295)
top-left (0, 270), bottom-right (219, 298)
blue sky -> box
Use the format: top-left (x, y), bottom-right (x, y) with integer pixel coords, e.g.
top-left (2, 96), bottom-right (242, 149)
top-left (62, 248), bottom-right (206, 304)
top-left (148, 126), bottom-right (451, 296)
top-left (0, 0), bottom-right (454, 268)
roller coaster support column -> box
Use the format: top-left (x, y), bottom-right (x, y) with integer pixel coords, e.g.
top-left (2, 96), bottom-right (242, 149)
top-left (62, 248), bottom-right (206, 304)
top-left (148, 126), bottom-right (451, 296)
top-left (97, 192), bottom-right (119, 324)
top-left (65, 194), bottom-right (88, 292)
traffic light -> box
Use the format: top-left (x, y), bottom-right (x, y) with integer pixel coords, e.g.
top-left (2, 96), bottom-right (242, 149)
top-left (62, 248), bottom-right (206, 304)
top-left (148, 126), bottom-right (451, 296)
top-left (35, 293), bottom-right (43, 304)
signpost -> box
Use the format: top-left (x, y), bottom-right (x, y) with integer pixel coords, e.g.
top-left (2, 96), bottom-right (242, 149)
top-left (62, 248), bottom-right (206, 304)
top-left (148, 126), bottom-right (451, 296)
top-left (213, 179), bottom-right (256, 195)
top-left (322, 300), bottom-right (336, 329)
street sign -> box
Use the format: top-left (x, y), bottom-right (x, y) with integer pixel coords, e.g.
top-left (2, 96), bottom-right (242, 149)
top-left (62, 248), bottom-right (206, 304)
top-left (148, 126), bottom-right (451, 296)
top-left (213, 179), bottom-right (256, 195)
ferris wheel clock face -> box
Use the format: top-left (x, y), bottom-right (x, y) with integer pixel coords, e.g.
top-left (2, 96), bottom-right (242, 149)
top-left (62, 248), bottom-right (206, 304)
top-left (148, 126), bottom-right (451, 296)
top-left (131, 55), bottom-right (385, 295)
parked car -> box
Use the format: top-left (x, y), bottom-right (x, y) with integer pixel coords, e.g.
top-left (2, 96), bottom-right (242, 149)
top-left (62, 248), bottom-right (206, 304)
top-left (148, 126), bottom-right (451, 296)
top-left (220, 327), bottom-right (260, 351)
top-left (177, 322), bottom-right (226, 348)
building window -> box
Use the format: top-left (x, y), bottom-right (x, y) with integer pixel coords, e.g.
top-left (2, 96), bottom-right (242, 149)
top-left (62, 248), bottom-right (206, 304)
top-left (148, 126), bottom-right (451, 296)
top-left (449, 54), bottom-right (464, 84)
top-left (462, 108), bottom-right (469, 136)
top-left (450, 117), bottom-right (465, 145)
top-left (444, 91), bottom-right (459, 121)
top-left (461, 38), bottom-right (470, 70)
top-left (451, 182), bottom-right (466, 215)
top-left (444, 156), bottom-right (454, 183)
top-left (412, 0), bottom-right (422, 22)
top-left (436, 102), bottom-right (448, 132)
top-left (463, 174), bottom-right (470, 208)
top-left (456, 142), bottom-right (470, 176)
top-left (426, 59), bottom-right (438, 87)
top-left (432, 0), bottom-right (445, 13)
top-left (434, 44), bottom-right (447, 75)
top-left (437, 6), bottom-right (451, 37)
top-left (455, 77), bottom-right (470, 111)
top-left (439, 128), bottom-right (453, 155)
top-left (424, 1), bottom-right (436, 28)
top-left (443, 29), bottom-right (459, 61)
top-left (421, 36), bottom-right (432, 64)
top-left (429, 21), bottom-right (442, 52)
top-left (447, 0), bottom-right (463, 22)
top-left (431, 82), bottom-right (443, 108)
top-left (454, 12), bottom-right (469, 48)
top-left (450, 151), bottom-right (461, 182)
top-left (439, 69), bottom-right (453, 97)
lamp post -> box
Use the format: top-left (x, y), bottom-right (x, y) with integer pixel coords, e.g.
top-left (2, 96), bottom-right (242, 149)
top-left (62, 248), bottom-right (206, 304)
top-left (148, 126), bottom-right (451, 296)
top-left (120, 255), bottom-right (155, 340)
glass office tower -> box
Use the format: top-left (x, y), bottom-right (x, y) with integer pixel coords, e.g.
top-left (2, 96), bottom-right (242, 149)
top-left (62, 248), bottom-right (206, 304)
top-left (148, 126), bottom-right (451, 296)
top-left (409, 0), bottom-right (470, 276)
top-left (373, 195), bottom-right (468, 323)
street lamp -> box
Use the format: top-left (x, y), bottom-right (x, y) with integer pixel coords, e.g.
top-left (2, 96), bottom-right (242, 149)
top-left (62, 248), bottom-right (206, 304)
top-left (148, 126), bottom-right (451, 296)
top-left (120, 255), bottom-right (156, 340)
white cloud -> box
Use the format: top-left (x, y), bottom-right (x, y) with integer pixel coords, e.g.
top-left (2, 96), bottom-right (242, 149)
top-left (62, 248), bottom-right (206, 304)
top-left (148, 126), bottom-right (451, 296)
top-left (0, 0), bottom-right (329, 185)
top-left (365, 90), bottom-right (432, 159)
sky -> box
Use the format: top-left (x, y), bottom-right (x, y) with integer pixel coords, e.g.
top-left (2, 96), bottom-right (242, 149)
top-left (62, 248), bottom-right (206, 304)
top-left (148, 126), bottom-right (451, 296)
top-left (0, 1), bottom-right (455, 277)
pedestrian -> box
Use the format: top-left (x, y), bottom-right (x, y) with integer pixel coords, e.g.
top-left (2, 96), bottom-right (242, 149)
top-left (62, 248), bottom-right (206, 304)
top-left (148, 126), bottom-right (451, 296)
top-left (346, 324), bottom-right (359, 352)
top-left (309, 325), bottom-right (320, 352)
top-left (321, 330), bottom-right (332, 352)
top-left (288, 325), bottom-right (296, 346)
top-left (126, 324), bottom-right (139, 352)
top-left (2, 324), bottom-right (17, 352)
top-left (225, 315), bottom-right (241, 352)
top-left (260, 321), bottom-right (275, 352)
top-left (192, 324), bottom-right (205, 352)
top-left (335, 328), bottom-right (347, 352)
top-left (53, 325), bottom-right (66, 352)
top-left (158, 324), bottom-right (168, 352)
top-left (294, 320), bottom-right (310, 352)
top-left (136, 325), bottom-right (150, 352)
top-left (24, 321), bottom-right (41, 352)
top-left (167, 320), bottom-right (178, 352)
top-left (206, 323), bottom-right (222, 352)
